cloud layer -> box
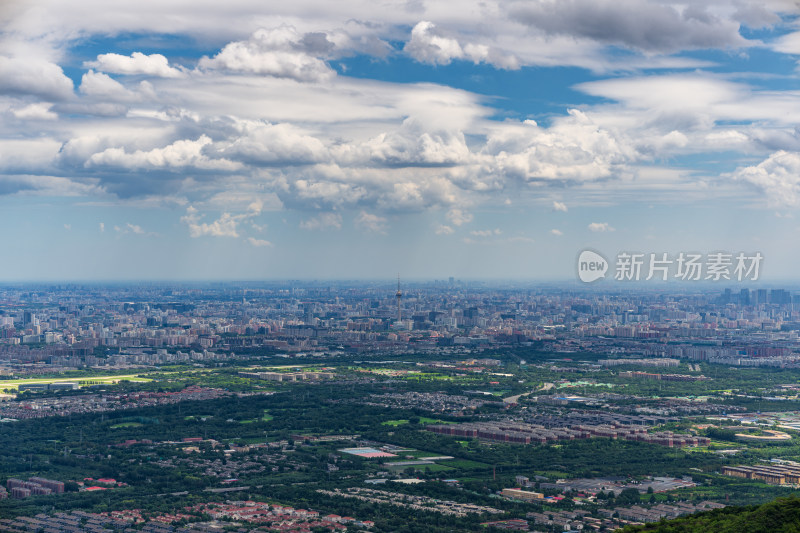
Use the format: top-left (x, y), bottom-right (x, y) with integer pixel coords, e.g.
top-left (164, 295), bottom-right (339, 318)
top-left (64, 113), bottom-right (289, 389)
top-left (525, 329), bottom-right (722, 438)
top-left (1, 0), bottom-right (800, 250)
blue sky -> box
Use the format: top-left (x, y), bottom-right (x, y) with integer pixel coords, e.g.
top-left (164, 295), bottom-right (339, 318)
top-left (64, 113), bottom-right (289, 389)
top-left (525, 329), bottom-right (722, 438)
top-left (2, 0), bottom-right (800, 281)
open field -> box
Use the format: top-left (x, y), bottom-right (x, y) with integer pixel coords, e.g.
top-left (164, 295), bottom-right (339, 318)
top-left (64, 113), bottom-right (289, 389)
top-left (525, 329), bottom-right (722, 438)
top-left (0, 374), bottom-right (151, 391)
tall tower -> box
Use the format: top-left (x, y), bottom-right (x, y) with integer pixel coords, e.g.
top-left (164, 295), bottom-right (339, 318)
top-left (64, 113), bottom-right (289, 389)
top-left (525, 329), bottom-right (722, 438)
top-left (395, 274), bottom-right (402, 322)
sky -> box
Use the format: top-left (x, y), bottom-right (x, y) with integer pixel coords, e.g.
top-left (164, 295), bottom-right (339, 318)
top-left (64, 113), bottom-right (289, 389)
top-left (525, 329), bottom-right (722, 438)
top-left (2, 0), bottom-right (800, 281)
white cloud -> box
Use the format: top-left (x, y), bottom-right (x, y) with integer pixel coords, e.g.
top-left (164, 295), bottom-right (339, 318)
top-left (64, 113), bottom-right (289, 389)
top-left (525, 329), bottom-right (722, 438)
top-left (79, 70), bottom-right (138, 100)
top-left (216, 121), bottom-right (328, 165)
top-left (731, 150), bottom-right (800, 207)
top-left (435, 224), bottom-right (454, 235)
top-left (0, 56), bottom-right (74, 100)
top-left (113, 222), bottom-right (150, 235)
top-left (337, 117), bottom-right (470, 167)
top-left (470, 228), bottom-right (502, 237)
top-left (404, 21), bottom-right (520, 69)
top-left (551, 229), bottom-right (563, 236)
top-left (86, 135), bottom-right (241, 171)
top-left (771, 31), bottom-right (800, 55)
top-left (299, 212), bottom-right (342, 230)
top-left (199, 26), bottom-right (335, 82)
top-left (552, 201), bottom-right (568, 212)
top-left (183, 211), bottom-right (239, 238)
top-left (99, 222), bottom-right (105, 232)
top-left (355, 211), bottom-right (388, 234)
top-left (85, 52), bottom-right (183, 77)
top-left (588, 222), bottom-right (615, 232)
top-left (485, 112), bottom-right (635, 182)
top-left (63, 224), bottom-right (71, 230)
top-left (446, 208), bottom-right (473, 226)
top-left (126, 223), bottom-right (145, 234)
top-left (247, 237), bottom-right (273, 247)
top-left (12, 103), bottom-right (57, 120)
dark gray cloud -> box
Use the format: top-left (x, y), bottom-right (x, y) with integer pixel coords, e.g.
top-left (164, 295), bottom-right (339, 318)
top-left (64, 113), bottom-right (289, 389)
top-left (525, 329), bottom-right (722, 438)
top-left (508, 0), bottom-right (749, 53)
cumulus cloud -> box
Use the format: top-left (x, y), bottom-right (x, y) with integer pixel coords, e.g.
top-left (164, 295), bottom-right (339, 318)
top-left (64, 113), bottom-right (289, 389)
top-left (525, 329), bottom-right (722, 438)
top-left (0, 56), bottom-right (74, 100)
top-left (551, 229), bottom-right (563, 236)
top-left (85, 52), bottom-right (183, 77)
top-left (732, 150), bottom-right (800, 207)
top-left (486, 112), bottom-right (635, 182)
top-left (772, 31), bottom-right (800, 55)
top-left (11, 103), bottom-right (57, 120)
top-left (181, 208), bottom-right (240, 238)
top-left (509, 0), bottom-right (750, 53)
top-left (113, 222), bottom-right (150, 235)
top-left (446, 208), bottom-right (473, 226)
top-left (552, 201), bottom-right (568, 212)
top-left (299, 212), bottom-right (342, 230)
top-left (355, 211), bottom-right (388, 234)
top-left (79, 70), bottom-right (138, 101)
top-left (470, 228), bottom-right (502, 237)
top-left (404, 21), bottom-right (519, 69)
top-left (85, 135), bottom-right (241, 171)
top-left (588, 222), bottom-right (615, 232)
top-left (215, 122), bottom-right (328, 166)
top-left (199, 26), bottom-right (335, 82)
top-left (126, 223), bottom-right (145, 234)
top-left (336, 117), bottom-right (470, 167)
top-left (435, 224), bottom-right (454, 235)
top-left (247, 237), bottom-right (273, 247)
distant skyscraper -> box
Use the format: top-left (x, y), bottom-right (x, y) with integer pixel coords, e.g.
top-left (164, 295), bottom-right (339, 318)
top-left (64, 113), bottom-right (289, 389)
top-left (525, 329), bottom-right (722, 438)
top-left (757, 289), bottom-right (768, 305)
top-left (395, 275), bottom-right (402, 322)
top-left (739, 288), bottom-right (750, 306)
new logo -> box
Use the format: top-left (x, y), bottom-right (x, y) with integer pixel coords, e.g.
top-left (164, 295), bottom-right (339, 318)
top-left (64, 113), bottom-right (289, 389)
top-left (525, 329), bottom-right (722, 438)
top-left (577, 250), bottom-right (608, 283)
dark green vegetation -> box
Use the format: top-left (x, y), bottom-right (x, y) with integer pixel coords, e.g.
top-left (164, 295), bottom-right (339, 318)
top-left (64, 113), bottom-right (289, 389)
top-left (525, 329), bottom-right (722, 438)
top-left (624, 495), bottom-right (800, 533)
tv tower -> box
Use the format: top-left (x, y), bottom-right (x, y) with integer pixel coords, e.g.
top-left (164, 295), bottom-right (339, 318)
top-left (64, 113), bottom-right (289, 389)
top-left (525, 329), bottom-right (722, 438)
top-left (395, 274), bottom-right (402, 322)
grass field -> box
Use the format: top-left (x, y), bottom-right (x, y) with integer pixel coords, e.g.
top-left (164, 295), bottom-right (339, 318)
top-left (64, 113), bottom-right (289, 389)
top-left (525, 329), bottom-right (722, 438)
top-left (240, 411), bottom-right (273, 424)
top-left (0, 373), bottom-right (151, 391)
top-left (382, 417), bottom-right (455, 427)
top-left (110, 422), bottom-right (143, 429)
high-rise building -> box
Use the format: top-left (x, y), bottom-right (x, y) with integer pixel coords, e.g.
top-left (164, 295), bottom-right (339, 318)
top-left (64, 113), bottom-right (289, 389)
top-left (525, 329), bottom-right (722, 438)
top-left (739, 289), bottom-right (750, 306)
top-left (395, 275), bottom-right (402, 322)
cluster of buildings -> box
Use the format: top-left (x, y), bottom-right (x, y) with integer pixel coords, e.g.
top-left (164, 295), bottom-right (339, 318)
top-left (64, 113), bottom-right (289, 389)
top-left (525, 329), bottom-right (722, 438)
top-left (427, 421), bottom-right (710, 447)
top-left (237, 371), bottom-right (334, 382)
top-left (181, 501), bottom-right (374, 531)
top-left (722, 463), bottom-right (800, 485)
top-left (0, 386), bottom-right (231, 420)
top-left (618, 371), bottom-right (709, 382)
top-left (362, 391), bottom-right (499, 413)
top-left (480, 501), bottom-right (725, 533)
top-left (4, 283), bottom-right (800, 372)
top-left (5, 477), bottom-right (64, 499)
top-left (316, 488), bottom-right (504, 517)
top-left (603, 501), bottom-right (726, 524)
top-left (518, 501), bottom-right (725, 531)
top-left (0, 508), bottom-right (367, 533)
top-left (529, 476), bottom-right (697, 495)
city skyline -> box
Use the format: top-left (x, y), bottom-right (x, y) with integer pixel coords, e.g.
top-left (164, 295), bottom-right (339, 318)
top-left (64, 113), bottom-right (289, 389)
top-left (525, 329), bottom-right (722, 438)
top-left (3, 1), bottom-right (800, 280)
